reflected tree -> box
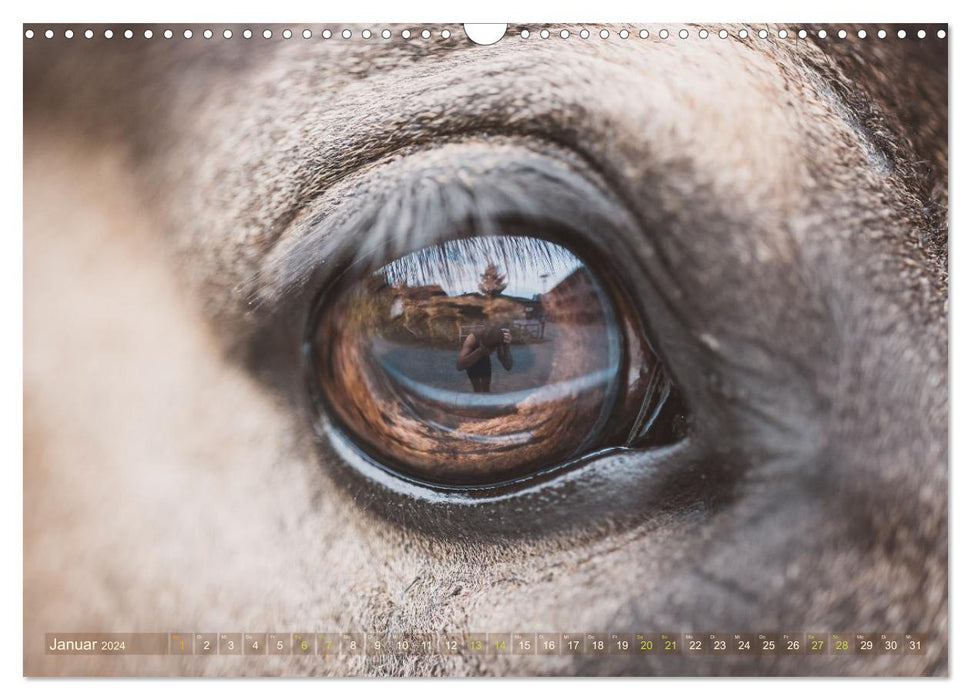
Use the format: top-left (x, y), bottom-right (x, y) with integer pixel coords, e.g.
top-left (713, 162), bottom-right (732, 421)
top-left (478, 262), bottom-right (508, 297)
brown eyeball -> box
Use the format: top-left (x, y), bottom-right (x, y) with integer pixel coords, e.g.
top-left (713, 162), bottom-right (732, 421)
top-left (310, 234), bottom-right (682, 487)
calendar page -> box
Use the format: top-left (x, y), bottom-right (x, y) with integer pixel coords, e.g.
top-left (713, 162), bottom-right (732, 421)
top-left (22, 21), bottom-right (948, 677)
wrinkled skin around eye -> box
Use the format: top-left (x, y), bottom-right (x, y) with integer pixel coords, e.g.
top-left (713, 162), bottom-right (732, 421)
top-left (312, 235), bottom-right (659, 485)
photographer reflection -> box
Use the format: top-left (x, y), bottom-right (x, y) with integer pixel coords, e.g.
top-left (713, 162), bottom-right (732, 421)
top-left (455, 325), bottom-right (514, 393)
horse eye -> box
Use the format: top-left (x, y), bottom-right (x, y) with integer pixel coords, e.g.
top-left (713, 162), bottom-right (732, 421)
top-left (309, 233), bottom-right (686, 487)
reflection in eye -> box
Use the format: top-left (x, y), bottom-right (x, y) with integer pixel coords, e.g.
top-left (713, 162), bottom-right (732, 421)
top-left (311, 234), bottom-right (686, 486)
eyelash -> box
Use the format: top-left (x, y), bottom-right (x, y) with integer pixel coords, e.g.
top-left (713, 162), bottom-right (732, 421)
top-left (250, 139), bottom-right (634, 316)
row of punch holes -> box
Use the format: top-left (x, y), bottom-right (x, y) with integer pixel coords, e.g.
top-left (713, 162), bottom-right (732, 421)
top-left (24, 26), bottom-right (947, 41)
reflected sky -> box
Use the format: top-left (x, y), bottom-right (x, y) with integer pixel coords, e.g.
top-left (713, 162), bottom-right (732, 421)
top-left (378, 235), bottom-right (583, 298)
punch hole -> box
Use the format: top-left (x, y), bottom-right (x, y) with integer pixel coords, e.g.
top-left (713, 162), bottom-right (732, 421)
top-left (341, 29), bottom-right (352, 39)
top-left (421, 29), bottom-right (430, 39)
top-left (778, 29), bottom-right (788, 39)
top-left (818, 29), bottom-right (827, 38)
top-left (719, 29), bottom-right (729, 38)
top-left (204, 29), bottom-right (214, 39)
top-left (125, 29), bottom-right (133, 39)
top-left (917, 29), bottom-right (926, 38)
top-left (877, 29), bottom-right (886, 38)
top-left (599, 28), bottom-right (609, 39)
top-left (463, 24), bottom-right (506, 45)
top-left (362, 29), bottom-right (372, 39)
top-left (619, 29), bottom-right (629, 39)
top-left (283, 29), bottom-right (293, 39)
top-left (104, 29), bottom-right (114, 39)
top-left (580, 28), bottom-right (590, 39)
top-left (183, 29), bottom-right (192, 39)
top-left (758, 29), bottom-right (768, 38)
top-left (798, 29), bottom-right (807, 38)
top-left (323, 29), bottom-right (332, 39)
top-left (243, 29), bottom-right (253, 39)
top-left (938, 29), bottom-right (946, 38)
top-left (24, 29), bottom-right (34, 39)
top-left (401, 29), bottom-right (411, 39)
top-left (857, 29), bottom-right (867, 38)
top-left (64, 29), bottom-right (74, 38)
top-left (897, 29), bottom-right (906, 38)
top-left (303, 29), bottom-right (312, 39)
top-left (659, 29), bottom-right (669, 39)
top-left (223, 29), bottom-right (233, 39)
top-left (263, 29), bottom-right (272, 39)
top-left (638, 29), bottom-right (648, 39)
top-left (540, 29), bottom-right (550, 39)
top-left (838, 29), bottom-right (847, 38)
top-left (442, 29), bottom-right (451, 39)
top-left (679, 29), bottom-right (688, 39)
top-left (560, 29), bottom-right (569, 39)
top-left (163, 29), bottom-right (173, 39)
top-left (699, 29), bottom-right (709, 39)
top-left (143, 29), bottom-right (153, 39)
top-left (738, 29), bottom-right (749, 38)
top-left (85, 29), bottom-right (94, 39)
top-left (520, 29), bottom-right (529, 39)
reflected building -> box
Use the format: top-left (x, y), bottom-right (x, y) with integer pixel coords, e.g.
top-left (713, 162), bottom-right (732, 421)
top-left (540, 267), bottom-right (601, 324)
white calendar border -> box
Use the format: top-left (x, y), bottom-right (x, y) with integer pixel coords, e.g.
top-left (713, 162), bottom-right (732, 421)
top-left (3, 0), bottom-right (962, 698)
